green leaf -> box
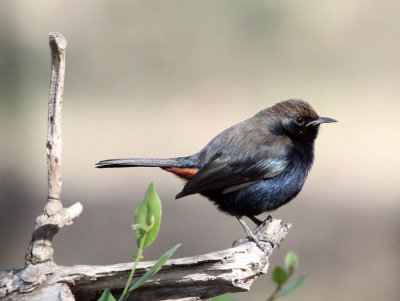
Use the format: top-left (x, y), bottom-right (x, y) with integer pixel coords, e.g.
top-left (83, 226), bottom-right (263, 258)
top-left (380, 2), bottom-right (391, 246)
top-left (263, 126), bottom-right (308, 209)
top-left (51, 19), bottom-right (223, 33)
top-left (128, 243), bottom-right (181, 292)
top-left (276, 275), bottom-right (307, 297)
top-left (98, 288), bottom-right (116, 301)
top-left (272, 267), bottom-right (288, 284)
top-left (284, 251), bottom-right (299, 272)
top-left (212, 294), bottom-right (237, 301)
top-left (134, 183), bottom-right (162, 249)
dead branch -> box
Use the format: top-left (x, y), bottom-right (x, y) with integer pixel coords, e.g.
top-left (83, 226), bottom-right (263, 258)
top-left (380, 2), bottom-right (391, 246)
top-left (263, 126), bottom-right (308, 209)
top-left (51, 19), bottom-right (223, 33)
top-left (1, 220), bottom-right (290, 301)
top-left (25, 32), bottom-right (82, 266)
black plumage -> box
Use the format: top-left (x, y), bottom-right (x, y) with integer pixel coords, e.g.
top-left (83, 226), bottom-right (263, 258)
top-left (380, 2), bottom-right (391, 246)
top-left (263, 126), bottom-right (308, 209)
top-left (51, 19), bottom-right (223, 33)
top-left (97, 99), bottom-right (336, 251)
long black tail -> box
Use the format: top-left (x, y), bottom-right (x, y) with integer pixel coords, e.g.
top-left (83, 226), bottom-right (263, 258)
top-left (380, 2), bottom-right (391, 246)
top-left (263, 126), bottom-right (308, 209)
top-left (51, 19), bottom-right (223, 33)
top-left (96, 157), bottom-right (191, 168)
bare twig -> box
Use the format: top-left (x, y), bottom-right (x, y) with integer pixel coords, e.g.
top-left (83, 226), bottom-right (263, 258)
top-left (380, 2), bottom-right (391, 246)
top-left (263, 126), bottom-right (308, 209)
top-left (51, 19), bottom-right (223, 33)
top-left (25, 32), bottom-right (82, 266)
top-left (47, 31), bottom-right (66, 201)
top-left (1, 220), bottom-right (290, 301)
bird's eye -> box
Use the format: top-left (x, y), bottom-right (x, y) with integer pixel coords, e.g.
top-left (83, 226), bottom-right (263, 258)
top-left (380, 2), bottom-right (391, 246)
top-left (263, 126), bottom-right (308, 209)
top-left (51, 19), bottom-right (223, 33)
top-left (295, 116), bottom-right (305, 125)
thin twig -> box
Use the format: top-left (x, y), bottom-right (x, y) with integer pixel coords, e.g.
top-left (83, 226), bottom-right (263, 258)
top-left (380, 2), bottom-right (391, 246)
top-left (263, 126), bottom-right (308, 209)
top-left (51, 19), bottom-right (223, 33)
top-left (47, 32), bottom-right (66, 201)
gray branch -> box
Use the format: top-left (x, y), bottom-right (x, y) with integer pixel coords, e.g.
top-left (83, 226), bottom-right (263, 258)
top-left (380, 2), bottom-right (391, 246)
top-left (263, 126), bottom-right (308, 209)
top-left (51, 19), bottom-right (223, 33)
top-left (25, 32), bottom-right (82, 266)
top-left (1, 220), bottom-right (290, 301)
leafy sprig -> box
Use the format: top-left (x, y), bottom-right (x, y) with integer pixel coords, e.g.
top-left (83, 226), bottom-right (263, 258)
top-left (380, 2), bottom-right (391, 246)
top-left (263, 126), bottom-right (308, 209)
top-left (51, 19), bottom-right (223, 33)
top-left (98, 183), bottom-right (180, 301)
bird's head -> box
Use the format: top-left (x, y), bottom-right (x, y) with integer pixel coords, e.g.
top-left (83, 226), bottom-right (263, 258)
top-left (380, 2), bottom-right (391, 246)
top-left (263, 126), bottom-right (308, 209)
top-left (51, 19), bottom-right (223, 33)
top-left (268, 99), bottom-right (337, 143)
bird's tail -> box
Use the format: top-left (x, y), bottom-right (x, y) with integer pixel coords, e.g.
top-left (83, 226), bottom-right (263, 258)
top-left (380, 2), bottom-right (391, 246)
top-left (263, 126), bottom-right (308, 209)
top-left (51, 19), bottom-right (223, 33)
top-left (95, 157), bottom-right (192, 168)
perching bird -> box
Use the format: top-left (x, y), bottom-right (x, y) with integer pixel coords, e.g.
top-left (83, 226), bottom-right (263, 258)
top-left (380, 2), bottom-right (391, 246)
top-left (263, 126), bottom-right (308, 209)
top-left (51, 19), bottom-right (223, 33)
top-left (96, 99), bottom-right (336, 251)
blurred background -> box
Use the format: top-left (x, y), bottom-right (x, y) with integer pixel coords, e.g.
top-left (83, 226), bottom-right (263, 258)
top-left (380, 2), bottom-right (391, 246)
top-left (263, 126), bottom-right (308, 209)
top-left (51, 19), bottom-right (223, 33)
top-left (1, 1), bottom-right (399, 300)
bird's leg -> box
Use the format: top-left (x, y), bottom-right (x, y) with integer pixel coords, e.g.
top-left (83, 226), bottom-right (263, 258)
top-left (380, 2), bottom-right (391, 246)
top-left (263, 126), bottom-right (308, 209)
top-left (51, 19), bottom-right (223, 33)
top-left (234, 216), bottom-right (270, 254)
top-left (248, 214), bottom-right (273, 234)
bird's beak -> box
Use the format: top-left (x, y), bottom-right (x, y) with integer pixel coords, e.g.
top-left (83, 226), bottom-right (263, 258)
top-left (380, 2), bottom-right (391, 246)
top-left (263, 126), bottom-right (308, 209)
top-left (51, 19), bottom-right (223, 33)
top-left (306, 117), bottom-right (337, 127)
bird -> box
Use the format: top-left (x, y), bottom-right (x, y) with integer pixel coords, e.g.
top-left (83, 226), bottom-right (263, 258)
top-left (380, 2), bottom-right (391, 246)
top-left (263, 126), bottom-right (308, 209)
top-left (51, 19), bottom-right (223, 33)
top-left (96, 99), bottom-right (336, 252)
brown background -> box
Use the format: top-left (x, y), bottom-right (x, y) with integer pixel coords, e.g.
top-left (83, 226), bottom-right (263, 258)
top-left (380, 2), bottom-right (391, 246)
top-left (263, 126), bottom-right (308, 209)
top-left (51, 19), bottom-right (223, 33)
top-left (1, 1), bottom-right (399, 300)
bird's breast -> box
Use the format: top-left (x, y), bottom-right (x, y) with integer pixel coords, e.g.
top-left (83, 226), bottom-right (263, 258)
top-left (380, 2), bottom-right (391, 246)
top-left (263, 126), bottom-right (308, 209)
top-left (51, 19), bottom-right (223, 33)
top-left (206, 146), bottom-right (314, 216)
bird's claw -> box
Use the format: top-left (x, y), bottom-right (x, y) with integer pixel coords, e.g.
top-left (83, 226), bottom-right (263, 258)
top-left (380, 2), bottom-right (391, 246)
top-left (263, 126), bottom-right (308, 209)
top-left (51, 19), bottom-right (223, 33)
top-left (232, 234), bottom-right (278, 253)
top-left (259, 235), bottom-right (280, 249)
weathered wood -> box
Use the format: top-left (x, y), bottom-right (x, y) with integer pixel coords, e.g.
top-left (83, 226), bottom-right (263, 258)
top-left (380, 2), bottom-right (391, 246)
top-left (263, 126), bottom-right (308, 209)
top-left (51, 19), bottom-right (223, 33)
top-left (1, 220), bottom-right (290, 301)
top-left (46, 31), bottom-right (66, 201)
top-left (25, 32), bottom-right (82, 266)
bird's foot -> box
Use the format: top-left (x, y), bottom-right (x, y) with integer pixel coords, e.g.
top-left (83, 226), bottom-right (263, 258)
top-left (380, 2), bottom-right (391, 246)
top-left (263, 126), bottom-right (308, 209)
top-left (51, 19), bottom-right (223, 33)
top-left (232, 235), bottom-right (278, 254)
top-left (260, 235), bottom-right (280, 249)
top-left (233, 235), bottom-right (279, 249)
top-left (235, 215), bottom-right (279, 254)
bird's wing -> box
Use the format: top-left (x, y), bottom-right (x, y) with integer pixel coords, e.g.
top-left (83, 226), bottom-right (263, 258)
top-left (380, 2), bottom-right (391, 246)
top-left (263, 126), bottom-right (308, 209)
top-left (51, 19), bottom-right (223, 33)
top-left (175, 150), bottom-right (288, 199)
